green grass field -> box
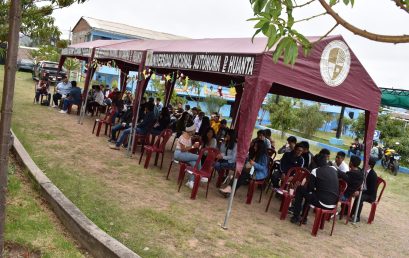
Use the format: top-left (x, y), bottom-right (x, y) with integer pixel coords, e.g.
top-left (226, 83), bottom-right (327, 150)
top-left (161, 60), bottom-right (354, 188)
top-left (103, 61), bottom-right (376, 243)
top-left (2, 65), bottom-right (409, 257)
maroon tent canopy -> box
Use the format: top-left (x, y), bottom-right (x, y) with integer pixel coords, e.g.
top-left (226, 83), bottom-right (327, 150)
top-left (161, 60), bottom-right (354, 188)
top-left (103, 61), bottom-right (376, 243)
top-left (60, 35), bottom-right (381, 225)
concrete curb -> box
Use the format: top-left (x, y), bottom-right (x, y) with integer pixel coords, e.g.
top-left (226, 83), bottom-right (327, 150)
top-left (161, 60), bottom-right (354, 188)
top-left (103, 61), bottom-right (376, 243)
top-left (11, 132), bottom-right (140, 258)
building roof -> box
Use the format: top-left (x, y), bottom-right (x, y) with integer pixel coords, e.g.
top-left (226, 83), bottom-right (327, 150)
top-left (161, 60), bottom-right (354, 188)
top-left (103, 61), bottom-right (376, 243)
top-left (76, 17), bottom-right (188, 40)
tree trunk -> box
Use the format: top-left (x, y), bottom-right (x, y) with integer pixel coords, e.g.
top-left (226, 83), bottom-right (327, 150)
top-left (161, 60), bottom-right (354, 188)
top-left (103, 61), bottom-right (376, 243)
top-left (0, 0), bottom-right (21, 255)
top-left (336, 106), bottom-right (346, 138)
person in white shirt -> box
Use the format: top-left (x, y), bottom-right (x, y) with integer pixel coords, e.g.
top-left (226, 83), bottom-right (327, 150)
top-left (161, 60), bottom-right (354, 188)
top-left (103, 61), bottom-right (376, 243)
top-left (194, 111), bottom-right (204, 134)
top-left (370, 142), bottom-right (380, 160)
top-left (333, 151), bottom-right (349, 173)
top-left (52, 75), bottom-right (71, 107)
top-left (87, 86), bottom-right (105, 115)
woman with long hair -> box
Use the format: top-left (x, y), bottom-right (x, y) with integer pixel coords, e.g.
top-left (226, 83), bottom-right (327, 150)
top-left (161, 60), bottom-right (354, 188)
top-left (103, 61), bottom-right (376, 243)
top-left (219, 139), bottom-right (269, 197)
top-left (201, 127), bottom-right (217, 148)
top-left (214, 129), bottom-right (237, 173)
top-left (198, 116), bottom-right (210, 136)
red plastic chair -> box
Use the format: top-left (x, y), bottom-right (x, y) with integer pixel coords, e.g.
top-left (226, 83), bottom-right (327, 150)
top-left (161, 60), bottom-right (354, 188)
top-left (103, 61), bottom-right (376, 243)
top-left (278, 168), bottom-right (310, 219)
top-left (92, 107), bottom-right (116, 137)
top-left (139, 129), bottom-right (173, 169)
top-left (131, 124), bottom-right (154, 154)
top-left (368, 177), bottom-right (386, 224)
top-left (265, 166), bottom-right (297, 212)
top-left (177, 147), bottom-right (220, 199)
top-left (339, 180), bottom-right (356, 224)
top-left (299, 180), bottom-right (347, 237)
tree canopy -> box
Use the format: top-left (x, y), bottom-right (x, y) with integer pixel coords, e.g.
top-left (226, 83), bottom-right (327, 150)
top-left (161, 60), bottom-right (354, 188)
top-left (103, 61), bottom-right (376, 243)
top-left (250, 0), bottom-right (409, 65)
top-left (0, 0), bottom-right (87, 44)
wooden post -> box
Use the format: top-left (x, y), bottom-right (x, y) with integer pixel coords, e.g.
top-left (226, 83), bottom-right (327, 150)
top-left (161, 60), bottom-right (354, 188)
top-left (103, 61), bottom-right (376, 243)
top-left (0, 0), bottom-right (22, 255)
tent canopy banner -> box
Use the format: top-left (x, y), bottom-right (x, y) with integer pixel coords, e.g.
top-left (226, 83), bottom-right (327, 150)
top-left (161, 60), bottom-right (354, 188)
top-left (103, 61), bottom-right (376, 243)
top-left (145, 51), bottom-right (256, 76)
top-left (95, 49), bottom-right (143, 65)
top-left (61, 47), bottom-right (91, 58)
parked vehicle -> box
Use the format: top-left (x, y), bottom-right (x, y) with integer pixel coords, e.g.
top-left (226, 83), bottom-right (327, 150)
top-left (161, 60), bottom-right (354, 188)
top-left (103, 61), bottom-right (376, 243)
top-left (381, 146), bottom-right (401, 176)
top-left (17, 58), bottom-right (35, 72)
top-left (32, 61), bottom-right (67, 83)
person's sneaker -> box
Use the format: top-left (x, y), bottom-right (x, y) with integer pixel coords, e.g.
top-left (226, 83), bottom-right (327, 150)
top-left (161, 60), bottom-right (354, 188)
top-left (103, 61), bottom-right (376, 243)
top-left (301, 217), bottom-right (308, 225)
top-left (59, 110), bottom-right (67, 114)
top-left (200, 177), bottom-right (208, 183)
top-left (109, 144), bottom-right (120, 150)
top-left (185, 181), bottom-right (194, 189)
top-left (290, 216), bottom-right (300, 224)
top-left (288, 206), bottom-right (295, 214)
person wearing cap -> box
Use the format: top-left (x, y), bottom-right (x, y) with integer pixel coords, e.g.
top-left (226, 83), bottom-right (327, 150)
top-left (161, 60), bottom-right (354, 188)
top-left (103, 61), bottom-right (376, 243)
top-left (173, 122), bottom-right (200, 189)
top-left (350, 157), bottom-right (378, 222)
top-left (52, 75), bottom-right (71, 107)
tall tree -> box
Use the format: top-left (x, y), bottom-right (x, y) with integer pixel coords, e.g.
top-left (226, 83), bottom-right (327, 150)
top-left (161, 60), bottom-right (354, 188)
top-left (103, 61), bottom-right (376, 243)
top-left (0, 0), bottom-right (88, 44)
top-left (295, 103), bottom-right (326, 138)
top-left (250, 0), bottom-right (409, 65)
top-left (266, 95), bottom-right (297, 138)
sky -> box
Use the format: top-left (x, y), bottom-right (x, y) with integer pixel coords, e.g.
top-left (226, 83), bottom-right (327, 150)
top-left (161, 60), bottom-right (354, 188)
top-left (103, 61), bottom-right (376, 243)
top-left (51, 0), bottom-right (409, 90)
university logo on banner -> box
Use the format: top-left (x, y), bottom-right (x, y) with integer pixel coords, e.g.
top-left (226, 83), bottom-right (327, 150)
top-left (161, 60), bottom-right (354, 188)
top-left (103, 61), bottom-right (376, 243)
top-left (320, 40), bottom-right (351, 87)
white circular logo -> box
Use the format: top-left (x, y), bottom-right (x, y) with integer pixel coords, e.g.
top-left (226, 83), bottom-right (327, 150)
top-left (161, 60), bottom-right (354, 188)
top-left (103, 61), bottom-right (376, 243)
top-left (320, 40), bottom-right (351, 87)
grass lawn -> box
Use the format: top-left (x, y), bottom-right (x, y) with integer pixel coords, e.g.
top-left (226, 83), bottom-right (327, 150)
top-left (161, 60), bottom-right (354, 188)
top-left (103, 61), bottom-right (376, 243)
top-left (5, 155), bottom-right (86, 257)
top-left (2, 65), bottom-right (409, 257)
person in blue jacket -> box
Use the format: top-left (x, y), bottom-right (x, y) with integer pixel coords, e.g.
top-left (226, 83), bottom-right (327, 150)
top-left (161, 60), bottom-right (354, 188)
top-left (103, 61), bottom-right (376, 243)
top-left (219, 139), bottom-right (269, 197)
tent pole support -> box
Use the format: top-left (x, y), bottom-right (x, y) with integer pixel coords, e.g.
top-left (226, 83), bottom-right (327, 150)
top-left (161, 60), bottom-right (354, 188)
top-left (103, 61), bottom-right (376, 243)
top-left (221, 177), bottom-right (238, 229)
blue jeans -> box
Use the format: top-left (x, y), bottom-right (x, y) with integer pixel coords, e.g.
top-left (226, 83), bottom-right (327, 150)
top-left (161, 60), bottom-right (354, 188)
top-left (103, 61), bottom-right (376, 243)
top-left (62, 98), bottom-right (74, 111)
top-left (214, 160), bottom-right (236, 172)
top-left (115, 127), bottom-right (146, 147)
top-left (174, 149), bottom-right (199, 182)
top-left (111, 124), bottom-right (129, 141)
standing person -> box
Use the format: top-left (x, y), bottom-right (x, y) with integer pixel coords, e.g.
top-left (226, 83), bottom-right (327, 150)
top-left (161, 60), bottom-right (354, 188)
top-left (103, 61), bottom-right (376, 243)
top-left (35, 77), bottom-right (51, 104)
top-left (154, 97), bottom-right (163, 118)
top-left (290, 154), bottom-right (339, 224)
top-left (87, 86), bottom-right (105, 115)
top-left (174, 123), bottom-right (201, 189)
top-left (219, 139), bottom-right (269, 197)
top-left (210, 115), bottom-right (221, 134)
top-left (216, 119), bottom-right (229, 143)
top-left (264, 129), bottom-right (275, 149)
top-left (333, 151), bottom-right (349, 173)
top-left (52, 75), bottom-right (71, 107)
top-left (370, 142), bottom-right (380, 161)
top-left (59, 81), bottom-right (81, 113)
top-left (350, 157), bottom-right (378, 222)
top-left (278, 136), bottom-right (297, 154)
top-left (175, 112), bottom-right (191, 138)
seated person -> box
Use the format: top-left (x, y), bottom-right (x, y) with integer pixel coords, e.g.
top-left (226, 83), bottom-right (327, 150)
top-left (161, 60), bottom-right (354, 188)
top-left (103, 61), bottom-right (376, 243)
top-left (300, 141), bottom-right (313, 169)
top-left (201, 127), bottom-right (217, 148)
top-left (59, 81), bottom-right (81, 113)
top-left (348, 138), bottom-right (364, 157)
top-left (175, 112), bottom-right (192, 138)
top-left (52, 75), bottom-right (71, 107)
top-left (333, 151), bottom-right (348, 173)
top-left (271, 143), bottom-right (304, 188)
top-left (173, 123), bottom-right (201, 189)
top-left (35, 77), bottom-right (51, 104)
top-left (216, 119), bottom-right (229, 144)
top-left (151, 107), bottom-right (171, 135)
top-left (309, 148), bottom-right (331, 170)
top-left (109, 103), bottom-right (156, 150)
top-left (214, 129), bottom-right (237, 174)
top-left (250, 130), bottom-right (271, 153)
top-left (210, 115), bottom-right (221, 134)
top-left (338, 155), bottom-right (364, 201)
top-left (219, 139), bottom-right (269, 197)
top-left (277, 136), bottom-right (297, 154)
top-left (105, 87), bottom-right (119, 106)
top-left (290, 154), bottom-right (339, 224)
top-left (109, 107), bottom-right (133, 143)
top-left (197, 116), bottom-right (210, 137)
top-left (87, 86), bottom-right (105, 114)
top-left (350, 157), bottom-right (378, 222)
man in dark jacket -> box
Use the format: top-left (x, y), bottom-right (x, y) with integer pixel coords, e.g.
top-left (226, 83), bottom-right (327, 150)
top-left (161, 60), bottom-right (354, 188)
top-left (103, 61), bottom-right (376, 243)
top-left (271, 143), bottom-right (304, 188)
top-left (290, 154), bottom-right (339, 224)
top-left (59, 81), bottom-right (81, 113)
top-left (350, 157), bottom-right (378, 222)
top-left (109, 107), bottom-right (133, 142)
top-left (338, 155), bottom-right (364, 201)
